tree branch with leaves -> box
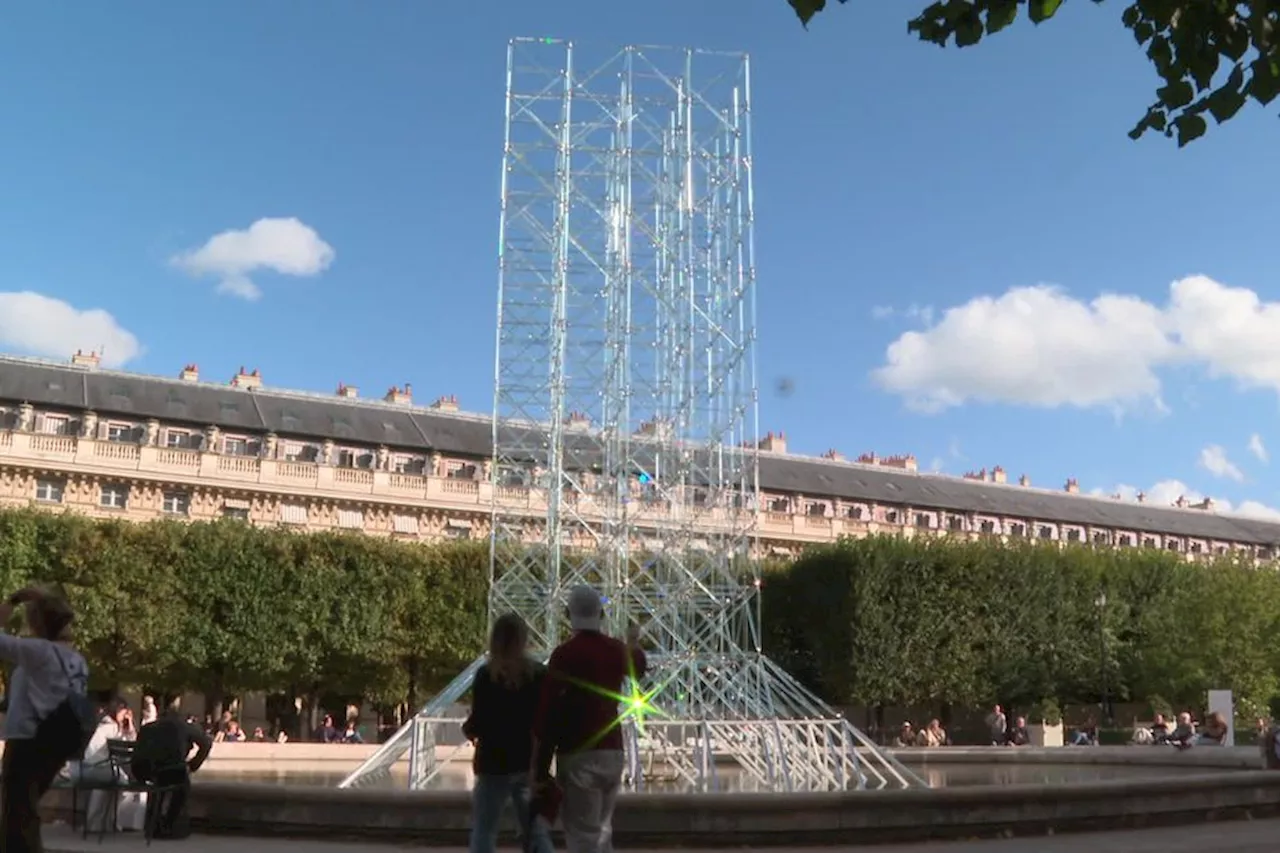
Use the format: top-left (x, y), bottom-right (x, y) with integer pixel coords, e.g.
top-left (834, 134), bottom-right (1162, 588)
top-left (790, 0), bottom-right (1280, 146)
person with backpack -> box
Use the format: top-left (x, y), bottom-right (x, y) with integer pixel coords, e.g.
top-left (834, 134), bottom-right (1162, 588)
top-left (0, 587), bottom-right (90, 853)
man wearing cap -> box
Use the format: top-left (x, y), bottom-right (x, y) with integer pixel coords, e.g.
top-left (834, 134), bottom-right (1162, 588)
top-left (531, 584), bottom-right (646, 853)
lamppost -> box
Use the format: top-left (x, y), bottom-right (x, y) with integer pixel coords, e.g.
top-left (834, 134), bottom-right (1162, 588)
top-left (1095, 592), bottom-right (1111, 723)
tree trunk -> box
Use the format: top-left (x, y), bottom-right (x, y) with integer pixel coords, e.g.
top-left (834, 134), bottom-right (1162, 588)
top-left (300, 683), bottom-right (321, 737)
top-left (405, 657), bottom-right (420, 712)
top-left (205, 672), bottom-right (226, 724)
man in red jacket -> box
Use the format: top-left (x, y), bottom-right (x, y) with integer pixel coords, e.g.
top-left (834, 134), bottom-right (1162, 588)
top-left (531, 584), bottom-right (646, 853)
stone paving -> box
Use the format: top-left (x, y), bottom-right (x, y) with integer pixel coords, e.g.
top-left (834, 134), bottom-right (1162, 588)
top-left (37, 818), bottom-right (1280, 853)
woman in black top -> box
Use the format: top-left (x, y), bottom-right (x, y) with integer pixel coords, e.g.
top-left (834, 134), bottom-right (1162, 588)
top-left (464, 613), bottom-right (548, 853)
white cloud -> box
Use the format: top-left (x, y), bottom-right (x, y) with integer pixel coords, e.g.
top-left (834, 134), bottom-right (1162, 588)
top-left (1198, 444), bottom-right (1244, 482)
top-left (1090, 478), bottom-right (1280, 521)
top-left (170, 217), bottom-right (335, 301)
top-left (871, 303), bottom-right (934, 325)
top-left (0, 292), bottom-right (141, 368)
top-left (872, 285), bottom-right (1173, 412)
top-left (873, 275), bottom-right (1280, 413)
top-left (1249, 433), bottom-right (1269, 464)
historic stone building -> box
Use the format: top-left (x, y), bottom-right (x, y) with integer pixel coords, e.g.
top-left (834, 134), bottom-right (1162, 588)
top-left (1, 351), bottom-right (1278, 561)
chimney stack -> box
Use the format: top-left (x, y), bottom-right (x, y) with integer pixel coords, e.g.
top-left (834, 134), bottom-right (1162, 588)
top-left (384, 384), bottom-right (413, 405)
top-left (821, 449), bottom-right (846, 463)
top-left (637, 417), bottom-right (673, 441)
top-left (1064, 478), bottom-right (1079, 494)
top-left (1136, 491), bottom-right (1147, 503)
top-left (179, 364), bottom-right (200, 383)
top-left (1018, 474), bottom-right (1031, 487)
top-left (1175, 495), bottom-right (1189, 508)
top-left (991, 466), bottom-right (1007, 484)
top-left (963, 467), bottom-right (987, 482)
top-left (566, 411), bottom-right (591, 430)
top-left (856, 452), bottom-right (879, 465)
top-left (1192, 497), bottom-right (1215, 511)
top-left (882, 454), bottom-right (918, 472)
top-left (336, 382), bottom-right (359, 399)
top-left (429, 394), bottom-right (459, 413)
top-left (230, 367), bottom-right (262, 390)
top-left (757, 431), bottom-right (787, 454)
top-left (71, 350), bottom-right (101, 370)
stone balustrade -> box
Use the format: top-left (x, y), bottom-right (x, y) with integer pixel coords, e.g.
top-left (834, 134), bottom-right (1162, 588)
top-left (0, 431), bottom-right (872, 541)
top-left (0, 430), bottom-right (1135, 553)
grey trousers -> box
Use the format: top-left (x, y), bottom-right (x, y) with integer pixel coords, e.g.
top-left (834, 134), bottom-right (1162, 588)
top-left (557, 750), bottom-right (627, 853)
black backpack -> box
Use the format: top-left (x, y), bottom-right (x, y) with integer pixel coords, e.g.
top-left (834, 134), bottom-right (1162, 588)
top-left (34, 645), bottom-right (96, 763)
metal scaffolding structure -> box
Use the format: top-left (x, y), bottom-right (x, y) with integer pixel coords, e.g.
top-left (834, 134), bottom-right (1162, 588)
top-left (339, 38), bottom-right (923, 794)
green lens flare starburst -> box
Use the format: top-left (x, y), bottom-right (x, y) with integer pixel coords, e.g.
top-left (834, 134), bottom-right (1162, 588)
top-left (560, 656), bottom-right (683, 748)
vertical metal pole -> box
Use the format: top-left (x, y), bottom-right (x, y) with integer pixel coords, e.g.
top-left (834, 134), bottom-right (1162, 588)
top-left (543, 43), bottom-right (575, 650)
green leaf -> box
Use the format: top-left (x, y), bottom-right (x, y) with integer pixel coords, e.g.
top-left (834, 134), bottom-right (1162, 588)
top-left (1174, 113), bottom-right (1208, 146)
top-left (985, 0), bottom-right (1019, 35)
top-left (1028, 0), bottom-right (1064, 25)
top-left (956, 14), bottom-right (985, 46)
top-left (1132, 21), bottom-right (1156, 44)
top-left (1147, 36), bottom-right (1175, 75)
top-left (1248, 55), bottom-right (1280, 106)
top-left (1156, 80), bottom-right (1195, 109)
top-left (1206, 67), bottom-right (1248, 123)
top-left (789, 0), bottom-right (826, 26)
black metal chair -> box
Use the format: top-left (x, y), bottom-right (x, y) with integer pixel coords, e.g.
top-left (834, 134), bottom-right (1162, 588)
top-left (51, 748), bottom-right (120, 840)
top-left (103, 739), bottom-right (186, 846)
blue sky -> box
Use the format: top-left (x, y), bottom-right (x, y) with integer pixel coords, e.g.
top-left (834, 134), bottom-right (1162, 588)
top-left (2, 0), bottom-right (1279, 516)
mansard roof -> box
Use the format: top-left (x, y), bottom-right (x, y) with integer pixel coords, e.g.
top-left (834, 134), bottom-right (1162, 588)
top-left (2, 355), bottom-right (1279, 546)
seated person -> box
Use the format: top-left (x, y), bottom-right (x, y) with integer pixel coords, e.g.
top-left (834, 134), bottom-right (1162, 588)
top-left (915, 719), bottom-right (946, 747)
top-left (70, 699), bottom-right (146, 832)
top-left (1006, 716), bottom-right (1029, 747)
top-left (1069, 715), bottom-right (1099, 746)
top-left (131, 697), bottom-right (213, 840)
top-left (314, 714), bottom-right (340, 743)
top-left (1150, 713), bottom-right (1171, 743)
top-left (1168, 712), bottom-right (1197, 749)
top-left (892, 722), bottom-right (915, 748)
top-left (1197, 711), bottom-right (1228, 746)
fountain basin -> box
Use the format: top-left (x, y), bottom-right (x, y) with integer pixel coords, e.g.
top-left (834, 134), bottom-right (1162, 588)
top-left (38, 746), bottom-right (1278, 846)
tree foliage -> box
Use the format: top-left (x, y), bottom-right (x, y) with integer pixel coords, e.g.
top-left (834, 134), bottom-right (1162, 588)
top-left (791, 0), bottom-right (1280, 146)
top-left (0, 508), bottom-right (488, 705)
top-left (762, 535), bottom-right (1280, 714)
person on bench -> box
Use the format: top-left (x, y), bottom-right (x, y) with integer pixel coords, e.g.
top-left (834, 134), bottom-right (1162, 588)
top-left (131, 697), bottom-right (212, 839)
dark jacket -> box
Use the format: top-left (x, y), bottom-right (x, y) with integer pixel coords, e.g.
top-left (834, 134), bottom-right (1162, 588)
top-left (463, 660), bottom-right (546, 776)
top-left (132, 710), bottom-right (213, 778)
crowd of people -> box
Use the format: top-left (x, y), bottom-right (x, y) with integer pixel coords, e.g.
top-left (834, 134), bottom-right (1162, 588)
top-left (1132, 711), bottom-right (1231, 747)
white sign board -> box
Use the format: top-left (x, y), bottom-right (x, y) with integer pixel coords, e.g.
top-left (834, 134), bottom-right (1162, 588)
top-left (1207, 689), bottom-right (1235, 747)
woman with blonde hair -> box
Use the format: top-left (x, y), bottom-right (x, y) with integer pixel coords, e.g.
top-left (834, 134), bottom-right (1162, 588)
top-left (462, 613), bottom-right (550, 853)
top-left (0, 587), bottom-right (90, 852)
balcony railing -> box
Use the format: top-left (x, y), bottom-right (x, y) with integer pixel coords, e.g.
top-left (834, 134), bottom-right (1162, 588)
top-left (1, 429), bottom-right (1215, 555)
top-left (0, 430), bottom-right (797, 535)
